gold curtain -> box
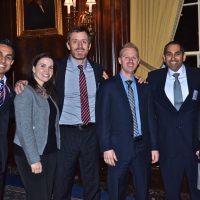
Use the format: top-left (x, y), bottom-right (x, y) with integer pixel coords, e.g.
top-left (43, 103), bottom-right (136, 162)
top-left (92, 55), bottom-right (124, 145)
top-left (130, 0), bottom-right (184, 78)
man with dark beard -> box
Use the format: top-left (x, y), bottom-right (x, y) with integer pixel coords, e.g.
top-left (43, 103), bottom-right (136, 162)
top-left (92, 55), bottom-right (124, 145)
top-left (53, 26), bottom-right (104, 200)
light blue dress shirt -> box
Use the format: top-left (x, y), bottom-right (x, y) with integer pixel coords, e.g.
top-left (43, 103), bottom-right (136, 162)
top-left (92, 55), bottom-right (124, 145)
top-left (120, 73), bottom-right (142, 135)
top-left (59, 55), bottom-right (96, 125)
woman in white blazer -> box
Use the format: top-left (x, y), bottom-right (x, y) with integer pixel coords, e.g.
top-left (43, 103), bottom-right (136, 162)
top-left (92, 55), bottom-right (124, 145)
top-left (14, 52), bottom-right (60, 200)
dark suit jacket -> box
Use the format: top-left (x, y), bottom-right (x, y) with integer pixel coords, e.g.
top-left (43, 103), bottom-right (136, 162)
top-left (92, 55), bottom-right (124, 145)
top-left (147, 66), bottom-right (200, 160)
top-left (55, 57), bottom-right (104, 115)
top-left (96, 74), bottom-right (158, 162)
top-left (0, 82), bottom-right (15, 173)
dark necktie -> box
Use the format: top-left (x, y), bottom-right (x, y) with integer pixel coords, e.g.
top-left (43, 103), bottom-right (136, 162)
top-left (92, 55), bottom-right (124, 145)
top-left (126, 80), bottom-right (140, 137)
top-left (78, 65), bottom-right (90, 125)
top-left (173, 73), bottom-right (183, 111)
top-left (0, 80), bottom-right (5, 107)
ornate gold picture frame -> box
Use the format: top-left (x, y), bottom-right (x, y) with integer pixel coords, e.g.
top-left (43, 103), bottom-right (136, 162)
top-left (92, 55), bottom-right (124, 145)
top-left (16, 0), bottom-right (63, 37)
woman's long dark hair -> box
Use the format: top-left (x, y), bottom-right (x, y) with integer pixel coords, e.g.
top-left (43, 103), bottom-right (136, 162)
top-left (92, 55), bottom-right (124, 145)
top-left (28, 52), bottom-right (56, 101)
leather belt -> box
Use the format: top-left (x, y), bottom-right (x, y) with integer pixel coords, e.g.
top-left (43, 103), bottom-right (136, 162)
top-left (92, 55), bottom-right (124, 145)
top-left (61, 122), bottom-right (95, 130)
top-left (133, 135), bottom-right (143, 142)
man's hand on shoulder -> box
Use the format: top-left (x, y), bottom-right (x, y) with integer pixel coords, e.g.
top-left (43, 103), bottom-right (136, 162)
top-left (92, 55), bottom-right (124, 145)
top-left (102, 71), bottom-right (109, 80)
top-left (134, 75), bottom-right (148, 84)
top-left (15, 80), bottom-right (28, 95)
top-left (103, 149), bottom-right (118, 166)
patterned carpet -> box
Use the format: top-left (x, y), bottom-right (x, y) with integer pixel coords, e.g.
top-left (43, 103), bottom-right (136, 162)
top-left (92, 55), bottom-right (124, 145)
top-left (3, 185), bottom-right (81, 200)
top-left (3, 185), bottom-right (190, 200)
top-left (3, 169), bottom-right (190, 200)
top-left (3, 186), bottom-right (25, 200)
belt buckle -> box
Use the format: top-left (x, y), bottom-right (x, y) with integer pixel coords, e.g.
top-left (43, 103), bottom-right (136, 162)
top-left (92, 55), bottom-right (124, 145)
top-left (78, 124), bottom-right (86, 130)
top-left (134, 135), bottom-right (142, 142)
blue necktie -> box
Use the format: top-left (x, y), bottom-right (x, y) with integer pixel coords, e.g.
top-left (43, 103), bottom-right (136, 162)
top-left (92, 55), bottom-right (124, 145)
top-left (0, 80), bottom-right (5, 106)
top-left (126, 80), bottom-right (140, 137)
top-left (173, 73), bottom-right (183, 111)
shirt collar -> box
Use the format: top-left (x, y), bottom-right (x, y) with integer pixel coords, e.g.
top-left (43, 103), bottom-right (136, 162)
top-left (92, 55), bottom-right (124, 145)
top-left (0, 75), bottom-right (7, 83)
top-left (68, 55), bottom-right (87, 71)
top-left (168, 64), bottom-right (186, 78)
top-left (120, 72), bottom-right (136, 84)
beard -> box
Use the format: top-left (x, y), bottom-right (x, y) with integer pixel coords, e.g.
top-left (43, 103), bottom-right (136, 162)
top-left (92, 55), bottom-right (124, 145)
top-left (71, 48), bottom-right (89, 60)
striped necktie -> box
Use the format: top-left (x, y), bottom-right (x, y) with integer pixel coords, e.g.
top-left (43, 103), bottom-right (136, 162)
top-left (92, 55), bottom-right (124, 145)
top-left (126, 80), bottom-right (140, 137)
top-left (78, 65), bottom-right (90, 125)
top-left (0, 80), bottom-right (5, 106)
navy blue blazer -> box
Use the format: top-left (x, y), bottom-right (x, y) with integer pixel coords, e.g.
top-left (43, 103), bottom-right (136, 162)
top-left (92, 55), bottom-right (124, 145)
top-left (147, 66), bottom-right (200, 160)
top-left (96, 74), bottom-right (158, 162)
top-left (55, 57), bottom-right (104, 115)
top-left (0, 82), bottom-right (15, 172)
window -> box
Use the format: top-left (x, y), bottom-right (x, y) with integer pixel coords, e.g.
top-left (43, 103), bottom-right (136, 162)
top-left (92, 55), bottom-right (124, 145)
top-left (174, 0), bottom-right (200, 67)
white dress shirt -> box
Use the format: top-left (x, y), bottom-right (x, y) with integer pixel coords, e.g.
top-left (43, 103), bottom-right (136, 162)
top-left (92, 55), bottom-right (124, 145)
top-left (164, 65), bottom-right (189, 106)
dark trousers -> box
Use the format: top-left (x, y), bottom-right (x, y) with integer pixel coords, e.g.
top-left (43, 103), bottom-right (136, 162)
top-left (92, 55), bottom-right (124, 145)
top-left (160, 155), bottom-right (200, 200)
top-left (107, 141), bottom-right (150, 200)
top-left (0, 172), bottom-right (5, 200)
top-left (15, 152), bottom-right (57, 200)
top-left (53, 125), bottom-right (100, 200)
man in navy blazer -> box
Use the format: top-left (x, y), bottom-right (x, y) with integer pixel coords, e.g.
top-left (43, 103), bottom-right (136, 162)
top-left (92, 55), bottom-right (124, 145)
top-left (147, 41), bottom-right (200, 200)
top-left (96, 42), bottom-right (159, 200)
top-left (0, 39), bottom-right (15, 199)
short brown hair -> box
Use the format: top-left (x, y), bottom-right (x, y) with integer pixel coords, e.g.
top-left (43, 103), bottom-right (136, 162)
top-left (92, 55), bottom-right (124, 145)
top-left (163, 41), bottom-right (185, 55)
top-left (119, 42), bottom-right (139, 58)
top-left (67, 26), bottom-right (92, 43)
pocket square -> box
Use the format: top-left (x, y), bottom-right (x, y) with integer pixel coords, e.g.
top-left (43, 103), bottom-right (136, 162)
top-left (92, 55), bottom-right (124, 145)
top-left (192, 90), bottom-right (198, 100)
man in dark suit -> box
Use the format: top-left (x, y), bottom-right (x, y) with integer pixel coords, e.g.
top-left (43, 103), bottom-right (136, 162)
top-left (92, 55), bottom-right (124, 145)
top-left (96, 42), bottom-right (159, 200)
top-left (0, 39), bottom-right (15, 199)
top-left (147, 41), bottom-right (200, 200)
top-left (53, 26), bottom-right (104, 200)
top-left (195, 91), bottom-right (200, 190)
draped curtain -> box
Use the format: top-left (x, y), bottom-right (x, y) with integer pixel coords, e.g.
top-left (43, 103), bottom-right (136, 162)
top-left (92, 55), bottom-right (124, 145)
top-left (130, 0), bottom-right (184, 78)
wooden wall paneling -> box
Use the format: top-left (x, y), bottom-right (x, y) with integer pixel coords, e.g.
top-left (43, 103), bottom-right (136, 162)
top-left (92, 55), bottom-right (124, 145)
top-left (111, 0), bottom-right (130, 74)
top-left (14, 35), bottom-right (67, 81)
top-left (0, 0), bottom-right (130, 81)
top-left (95, 0), bottom-right (130, 76)
top-left (99, 0), bottom-right (113, 76)
top-left (0, 0), bottom-right (13, 39)
top-left (94, 0), bottom-right (102, 65)
top-left (0, 0), bottom-right (17, 85)
top-left (120, 0), bottom-right (130, 46)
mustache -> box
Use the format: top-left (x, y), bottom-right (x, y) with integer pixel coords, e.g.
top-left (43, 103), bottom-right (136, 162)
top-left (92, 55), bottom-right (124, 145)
top-left (76, 48), bottom-right (85, 51)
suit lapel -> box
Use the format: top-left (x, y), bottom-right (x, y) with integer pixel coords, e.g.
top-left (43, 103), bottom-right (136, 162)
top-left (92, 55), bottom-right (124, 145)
top-left (155, 69), bottom-right (178, 112)
top-left (156, 66), bottom-right (196, 112)
top-left (88, 59), bottom-right (101, 89)
top-left (159, 69), bottom-right (174, 106)
top-left (179, 66), bottom-right (195, 111)
top-left (0, 83), bottom-right (14, 111)
top-left (56, 57), bottom-right (68, 113)
top-left (136, 81), bottom-right (145, 123)
top-left (115, 74), bottom-right (133, 116)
